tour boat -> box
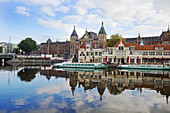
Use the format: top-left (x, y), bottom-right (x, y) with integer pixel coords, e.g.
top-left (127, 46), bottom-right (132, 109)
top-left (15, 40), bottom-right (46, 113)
top-left (54, 68), bottom-right (107, 72)
top-left (53, 62), bottom-right (107, 69)
top-left (117, 64), bottom-right (170, 70)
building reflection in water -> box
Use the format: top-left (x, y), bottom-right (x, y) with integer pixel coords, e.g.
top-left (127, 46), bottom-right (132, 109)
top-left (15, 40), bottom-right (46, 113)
top-left (17, 66), bottom-right (170, 104)
top-left (38, 67), bottom-right (170, 104)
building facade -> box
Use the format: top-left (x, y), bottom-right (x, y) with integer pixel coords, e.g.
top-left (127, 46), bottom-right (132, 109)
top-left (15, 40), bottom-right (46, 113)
top-left (40, 39), bottom-right (70, 57)
top-left (70, 22), bottom-right (107, 58)
top-left (0, 42), bottom-right (18, 53)
top-left (125, 26), bottom-right (170, 45)
top-left (78, 39), bottom-right (170, 64)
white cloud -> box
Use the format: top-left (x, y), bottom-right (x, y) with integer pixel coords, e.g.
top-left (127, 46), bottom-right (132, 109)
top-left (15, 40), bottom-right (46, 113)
top-left (40, 6), bottom-right (56, 17)
top-left (3, 0), bottom-right (170, 43)
top-left (55, 6), bottom-right (70, 13)
top-left (15, 6), bottom-right (30, 16)
top-left (15, 0), bottom-right (62, 7)
top-left (74, 0), bottom-right (96, 15)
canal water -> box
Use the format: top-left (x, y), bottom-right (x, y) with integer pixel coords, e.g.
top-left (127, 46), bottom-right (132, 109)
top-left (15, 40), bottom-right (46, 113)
top-left (0, 65), bottom-right (170, 113)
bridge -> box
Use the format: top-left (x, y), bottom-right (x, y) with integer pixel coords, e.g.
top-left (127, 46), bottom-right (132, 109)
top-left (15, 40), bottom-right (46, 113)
top-left (0, 54), bottom-right (14, 63)
top-left (0, 54), bottom-right (69, 63)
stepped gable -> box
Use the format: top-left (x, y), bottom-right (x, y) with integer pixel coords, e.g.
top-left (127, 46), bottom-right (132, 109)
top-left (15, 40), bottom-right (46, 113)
top-left (114, 39), bottom-right (129, 47)
top-left (98, 22), bottom-right (106, 34)
top-left (71, 25), bottom-right (78, 37)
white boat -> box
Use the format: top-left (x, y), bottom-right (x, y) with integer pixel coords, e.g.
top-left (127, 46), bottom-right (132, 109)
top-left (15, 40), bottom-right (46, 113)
top-left (53, 62), bottom-right (107, 69)
top-left (117, 64), bottom-right (170, 70)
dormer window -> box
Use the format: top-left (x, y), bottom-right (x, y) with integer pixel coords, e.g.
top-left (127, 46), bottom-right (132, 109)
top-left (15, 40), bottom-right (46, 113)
top-left (129, 46), bottom-right (135, 50)
top-left (119, 46), bottom-right (124, 50)
top-left (155, 47), bottom-right (163, 50)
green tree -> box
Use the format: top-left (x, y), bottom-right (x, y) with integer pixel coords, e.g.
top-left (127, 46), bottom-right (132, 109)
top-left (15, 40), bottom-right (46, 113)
top-left (107, 33), bottom-right (125, 47)
top-left (18, 38), bottom-right (38, 54)
top-left (18, 68), bottom-right (38, 82)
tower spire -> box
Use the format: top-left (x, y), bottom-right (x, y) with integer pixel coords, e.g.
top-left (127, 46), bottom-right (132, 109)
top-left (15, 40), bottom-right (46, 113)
top-left (99, 21), bottom-right (106, 34)
top-left (70, 25), bottom-right (78, 37)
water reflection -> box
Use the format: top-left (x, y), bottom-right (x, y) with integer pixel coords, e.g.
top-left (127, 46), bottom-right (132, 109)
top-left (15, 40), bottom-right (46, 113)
top-left (40, 68), bottom-right (170, 103)
top-left (0, 65), bottom-right (170, 113)
top-left (18, 68), bottom-right (38, 82)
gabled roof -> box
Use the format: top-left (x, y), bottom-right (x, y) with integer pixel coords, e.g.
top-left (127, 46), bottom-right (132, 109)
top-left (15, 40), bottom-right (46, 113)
top-left (114, 39), bottom-right (130, 47)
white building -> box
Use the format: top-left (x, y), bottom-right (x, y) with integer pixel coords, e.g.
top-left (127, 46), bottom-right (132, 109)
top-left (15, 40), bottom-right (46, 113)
top-left (78, 39), bottom-right (170, 65)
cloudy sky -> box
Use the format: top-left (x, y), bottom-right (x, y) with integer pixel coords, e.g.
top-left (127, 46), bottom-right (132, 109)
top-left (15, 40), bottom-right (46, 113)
top-left (0, 0), bottom-right (170, 44)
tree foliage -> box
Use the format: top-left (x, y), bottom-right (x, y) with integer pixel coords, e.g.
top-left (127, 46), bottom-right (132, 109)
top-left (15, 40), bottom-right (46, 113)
top-left (18, 69), bottom-right (38, 82)
top-left (18, 38), bottom-right (38, 54)
top-left (107, 33), bottom-right (125, 47)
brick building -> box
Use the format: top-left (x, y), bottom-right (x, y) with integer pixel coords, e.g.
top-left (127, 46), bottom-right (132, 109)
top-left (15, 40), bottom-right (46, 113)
top-left (70, 22), bottom-right (107, 58)
top-left (40, 39), bottom-right (70, 57)
top-left (125, 26), bottom-right (170, 45)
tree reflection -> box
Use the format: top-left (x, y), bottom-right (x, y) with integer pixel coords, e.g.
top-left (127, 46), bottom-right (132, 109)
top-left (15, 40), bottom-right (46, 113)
top-left (18, 68), bottom-right (38, 82)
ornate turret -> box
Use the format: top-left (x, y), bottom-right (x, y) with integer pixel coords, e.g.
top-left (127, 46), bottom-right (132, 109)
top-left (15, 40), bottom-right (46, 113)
top-left (98, 22), bottom-right (107, 49)
top-left (71, 25), bottom-right (78, 37)
top-left (99, 21), bottom-right (106, 35)
top-left (168, 25), bottom-right (170, 33)
top-left (47, 38), bottom-right (52, 44)
top-left (136, 34), bottom-right (141, 45)
top-left (70, 25), bottom-right (78, 58)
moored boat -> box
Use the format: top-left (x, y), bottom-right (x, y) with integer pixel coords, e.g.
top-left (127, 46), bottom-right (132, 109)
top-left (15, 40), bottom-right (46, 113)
top-left (117, 64), bottom-right (170, 70)
top-left (53, 62), bottom-right (107, 69)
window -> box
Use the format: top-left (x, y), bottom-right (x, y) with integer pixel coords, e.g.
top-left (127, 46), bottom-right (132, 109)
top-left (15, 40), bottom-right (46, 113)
top-left (164, 52), bottom-right (170, 56)
top-left (95, 52), bottom-right (98, 56)
top-left (108, 51), bottom-right (113, 55)
top-left (99, 44), bottom-right (102, 48)
top-left (155, 47), bottom-right (163, 50)
top-left (130, 59), bottom-right (134, 63)
top-left (99, 52), bottom-right (102, 56)
top-left (143, 52), bottom-right (148, 55)
top-left (103, 58), bottom-right (106, 62)
top-left (94, 44), bottom-right (97, 48)
top-left (130, 51), bottom-right (133, 55)
top-left (119, 46), bottom-right (124, 50)
top-left (156, 52), bottom-right (162, 55)
top-left (129, 46), bottom-right (135, 50)
top-left (149, 52), bottom-right (155, 55)
top-left (86, 52), bottom-right (89, 56)
top-left (95, 59), bottom-right (98, 62)
top-left (91, 52), bottom-right (94, 56)
top-left (109, 58), bottom-right (112, 62)
top-left (90, 42), bottom-right (92, 47)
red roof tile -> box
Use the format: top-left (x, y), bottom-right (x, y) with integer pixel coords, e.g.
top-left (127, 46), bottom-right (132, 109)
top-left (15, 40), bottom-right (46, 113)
top-left (113, 39), bottom-right (170, 50)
